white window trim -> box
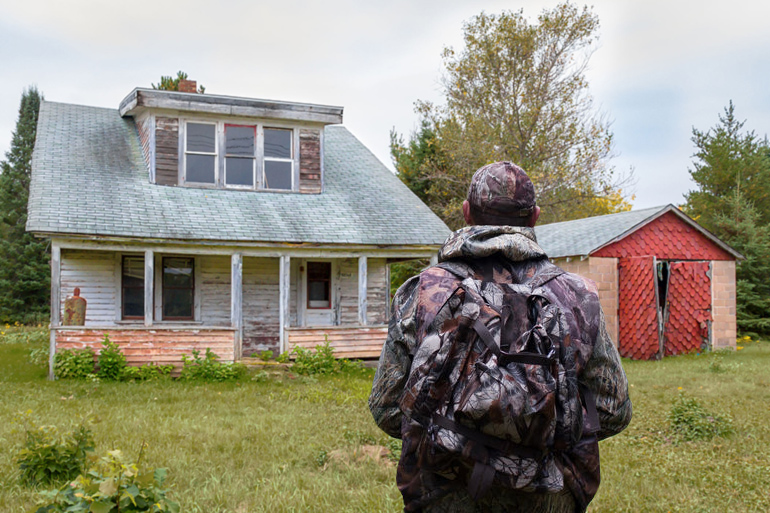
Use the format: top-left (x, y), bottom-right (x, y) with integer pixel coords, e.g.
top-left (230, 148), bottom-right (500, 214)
top-left (182, 121), bottom-right (219, 187)
top-left (180, 119), bottom-right (296, 192)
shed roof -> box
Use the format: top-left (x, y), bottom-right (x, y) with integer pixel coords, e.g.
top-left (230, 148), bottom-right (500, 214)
top-left (27, 101), bottom-right (451, 247)
top-left (534, 204), bottom-right (742, 260)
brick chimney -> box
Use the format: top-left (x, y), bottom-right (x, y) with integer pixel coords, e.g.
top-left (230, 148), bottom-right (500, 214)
top-left (178, 79), bottom-right (198, 93)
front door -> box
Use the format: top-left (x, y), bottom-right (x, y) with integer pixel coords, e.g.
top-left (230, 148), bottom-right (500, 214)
top-left (302, 260), bottom-right (335, 326)
top-left (663, 261), bottom-right (712, 355)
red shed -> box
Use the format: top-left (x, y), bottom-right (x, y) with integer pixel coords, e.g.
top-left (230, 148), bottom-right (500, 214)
top-left (535, 205), bottom-right (743, 360)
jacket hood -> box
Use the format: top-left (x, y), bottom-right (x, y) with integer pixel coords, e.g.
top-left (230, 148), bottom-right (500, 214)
top-left (438, 225), bottom-right (547, 263)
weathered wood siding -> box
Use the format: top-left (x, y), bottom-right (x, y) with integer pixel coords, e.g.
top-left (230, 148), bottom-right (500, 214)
top-left (299, 129), bottom-right (322, 194)
top-left (155, 117), bottom-right (179, 186)
top-left (55, 328), bottom-right (236, 370)
top-left (198, 255), bottom-right (232, 326)
top-left (60, 251), bottom-right (117, 325)
top-left (287, 326), bottom-right (387, 359)
top-left (135, 113), bottom-right (153, 179)
top-left (336, 258), bottom-right (388, 325)
top-left (242, 257), bottom-right (281, 355)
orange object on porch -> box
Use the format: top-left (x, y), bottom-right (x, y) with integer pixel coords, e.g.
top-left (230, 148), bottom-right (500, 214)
top-left (63, 287), bottom-right (87, 326)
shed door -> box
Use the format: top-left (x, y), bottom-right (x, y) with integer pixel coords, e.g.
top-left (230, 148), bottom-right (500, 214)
top-left (663, 261), bottom-right (712, 356)
top-left (618, 256), bottom-right (661, 360)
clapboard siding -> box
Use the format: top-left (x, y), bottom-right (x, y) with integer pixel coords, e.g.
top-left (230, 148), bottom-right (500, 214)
top-left (135, 113), bottom-right (153, 177)
top-left (242, 257), bottom-right (280, 355)
top-left (366, 258), bottom-right (388, 325)
top-left (198, 255), bottom-right (231, 326)
top-left (155, 117), bottom-right (179, 186)
top-left (55, 328), bottom-right (236, 371)
top-left (287, 326), bottom-right (387, 359)
top-left (337, 258), bottom-right (358, 325)
top-left (60, 251), bottom-right (117, 325)
top-left (299, 129), bottom-right (322, 194)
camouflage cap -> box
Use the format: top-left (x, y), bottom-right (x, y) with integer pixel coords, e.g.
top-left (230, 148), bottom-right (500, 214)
top-left (467, 161), bottom-right (536, 219)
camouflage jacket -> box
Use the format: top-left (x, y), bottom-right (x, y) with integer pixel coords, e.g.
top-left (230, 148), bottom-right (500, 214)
top-left (369, 225), bottom-right (632, 513)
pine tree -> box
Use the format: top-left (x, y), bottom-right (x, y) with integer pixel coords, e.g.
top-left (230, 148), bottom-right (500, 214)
top-left (0, 86), bottom-right (49, 323)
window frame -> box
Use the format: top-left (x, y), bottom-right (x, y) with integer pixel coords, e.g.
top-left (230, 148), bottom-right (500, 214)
top-left (180, 119), bottom-right (297, 192)
top-left (161, 256), bottom-right (195, 321)
top-left (182, 121), bottom-right (219, 187)
top-left (121, 255), bottom-right (145, 321)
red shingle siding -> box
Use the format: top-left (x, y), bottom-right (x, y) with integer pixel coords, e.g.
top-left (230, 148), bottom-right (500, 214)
top-left (663, 261), bottom-right (712, 355)
top-left (299, 129), bottom-right (322, 194)
top-left (592, 211), bottom-right (733, 260)
top-left (618, 256), bottom-right (660, 360)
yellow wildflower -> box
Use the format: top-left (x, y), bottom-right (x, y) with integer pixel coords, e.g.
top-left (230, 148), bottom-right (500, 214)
top-left (736, 346), bottom-right (744, 351)
top-left (677, 386), bottom-right (683, 390)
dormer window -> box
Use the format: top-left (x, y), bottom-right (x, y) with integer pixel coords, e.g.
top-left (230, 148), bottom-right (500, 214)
top-left (181, 121), bottom-right (294, 191)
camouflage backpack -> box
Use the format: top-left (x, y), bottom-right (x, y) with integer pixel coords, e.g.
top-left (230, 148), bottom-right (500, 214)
top-left (398, 261), bottom-right (600, 504)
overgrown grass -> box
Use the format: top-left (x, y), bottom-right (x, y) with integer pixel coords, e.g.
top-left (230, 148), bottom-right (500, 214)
top-left (1, 328), bottom-right (768, 512)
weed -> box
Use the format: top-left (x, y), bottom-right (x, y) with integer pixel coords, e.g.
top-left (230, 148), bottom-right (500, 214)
top-left (32, 445), bottom-right (179, 513)
top-left (315, 449), bottom-right (329, 467)
top-left (668, 392), bottom-right (734, 441)
top-left (97, 335), bottom-right (126, 381)
top-left (14, 413), bottom-right (95, 486)
top-left (386, 437), bottom-right (402, 463)
top-left (258, 350), bottom-right (273, 361)
top-left (54, 348), bottom-right (95, 379)
top-left (123, 363), bottom-right (174, 381)
top-left (180, 348), bottom-right (246, 382)
top-left (291, 340), bottom-right (362, 375)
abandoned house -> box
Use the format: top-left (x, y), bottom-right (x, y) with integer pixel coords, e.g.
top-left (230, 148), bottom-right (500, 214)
top-left (536, 205), bottom-right (742, 360)
top-left (27, 82), bottom-right (450, 377)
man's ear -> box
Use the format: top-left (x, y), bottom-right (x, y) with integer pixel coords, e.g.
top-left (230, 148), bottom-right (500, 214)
top-left (462, 200), bottom-right (474, 226)
top-left (527, 206), bottom-right (541, 227)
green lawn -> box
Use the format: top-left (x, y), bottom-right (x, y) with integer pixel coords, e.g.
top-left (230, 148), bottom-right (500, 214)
top-left (1, 329), bottom-right (768, 512)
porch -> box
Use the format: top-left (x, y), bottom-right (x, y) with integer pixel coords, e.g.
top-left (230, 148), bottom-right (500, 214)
top-left (48, 240), bottom-right (435, 378)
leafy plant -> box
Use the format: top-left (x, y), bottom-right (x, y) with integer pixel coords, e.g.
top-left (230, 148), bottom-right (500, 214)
top-left (291, 340), bottom-right (362, 375)
top-left (258, 350), bottom-right (273, 362)
top-left (33, 446), bottom-right (179, 513)
top-left (123, 363), bottom-right (174, 381)
top-left (180, 348), bottom-right (246, 382)
top-left (97, 335), bottom-right (126, 381)
top-left (668, 393), bottom-right (734, 441)
top-left (276, 351), bottom-right (291, 364)
top-left (14, 413), bottom-right (95, 486)
top-left (54, 348), bottom-right (95, 379)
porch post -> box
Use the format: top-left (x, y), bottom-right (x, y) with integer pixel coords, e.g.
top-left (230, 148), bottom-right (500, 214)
top-left (231, 253), bottom-right (243, 359)
top-left (430, 254), bottom-right (438, 266)
top-left (144, 250), bottom-right (154, 327)
top-left (358, 256), bottom-right (368, 325)
top-left (279, 255), bottom-right (291, 354)
top-left (49, 243), bottom-right (61, 380)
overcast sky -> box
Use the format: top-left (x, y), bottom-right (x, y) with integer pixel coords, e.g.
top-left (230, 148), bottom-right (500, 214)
top-left (2, 0), bottom-right (769, 211)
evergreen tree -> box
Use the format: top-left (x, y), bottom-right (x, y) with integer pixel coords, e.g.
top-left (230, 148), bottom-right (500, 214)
top-left (684, 102), bottom-right (770, 336)
top-left (0, 86), bottom-right (49, 323)
top-left (152, 71), bottom-right (205, 93)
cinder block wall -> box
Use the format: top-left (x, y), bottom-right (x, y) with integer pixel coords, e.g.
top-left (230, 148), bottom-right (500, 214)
top-left (711, 260), bottom-right (737, 349)
top-left (551, 257), bottom-right (619, 347)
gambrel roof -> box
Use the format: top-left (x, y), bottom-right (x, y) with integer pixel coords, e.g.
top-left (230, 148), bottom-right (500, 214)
top-left (27, 101), bottom-right (450, 246)
top-left (534, 204), bottom-right (743, 260)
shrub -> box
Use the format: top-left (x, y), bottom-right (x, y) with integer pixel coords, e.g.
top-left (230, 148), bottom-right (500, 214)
top-left (180, 348), bottom-right (246, 382)
top-left (97, 335), bottom-right (126, 381)
top-left (258, 349), bottom-right (273, 361)
top-left (291, 340), bottom-right (362, 375)
top-left (668, 393), bottom-right (734, 441)
top-left (33, 447), bottom-right (179, 513)
top-left (123, 363), bottom-right (174, 382)
top-left (15, 414), bottom-right (95, 486)
top-left (54, 348), bottom-right (95, 379)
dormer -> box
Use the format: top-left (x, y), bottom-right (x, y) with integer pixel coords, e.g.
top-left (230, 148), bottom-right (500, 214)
top-left (119, 83), bottom-right (343, 194)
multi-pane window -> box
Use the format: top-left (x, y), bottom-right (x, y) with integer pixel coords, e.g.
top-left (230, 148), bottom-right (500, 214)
top-left (307, 262), bottom-right (332, 309)
top-left (121, 256), bottom-right (144, 319)
top-left (264, 128), bottom-right (293, 190)
top-left (225, 124), bottom-right (256, 187)
top-left (185, 123), bottom-right (217, 184)
top-left (162, 257), bottom-right (194, 320)
top-left (183, 121), bottom-right (293, 190)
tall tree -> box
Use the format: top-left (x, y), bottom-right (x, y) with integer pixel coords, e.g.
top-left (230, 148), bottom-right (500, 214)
top-left (0, 86), bottom-right (49, 323)
top-left (684, 101), bottom-right (770, 231)
top-left (684, 102), bottom-right (770, 336)
top-left (392, 3), bottom-right (631, 229)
